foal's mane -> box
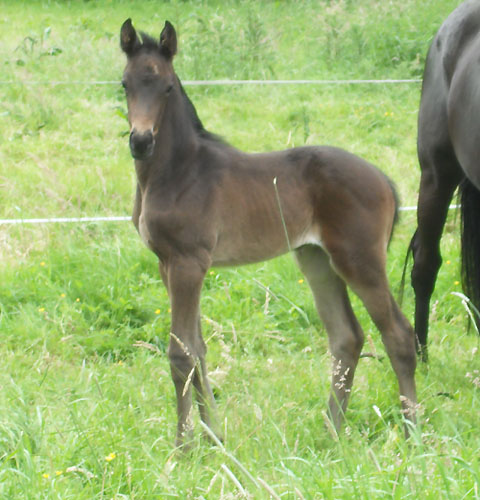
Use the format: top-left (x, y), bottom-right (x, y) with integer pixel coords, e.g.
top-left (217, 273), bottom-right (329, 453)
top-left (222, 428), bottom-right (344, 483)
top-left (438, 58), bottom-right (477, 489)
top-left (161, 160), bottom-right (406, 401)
top-left (177, 82), bottom-right (227, 145)
top-left (137, 32), bottom-right (162, 53)
top-left (136, 31), bottom-right (228, 147)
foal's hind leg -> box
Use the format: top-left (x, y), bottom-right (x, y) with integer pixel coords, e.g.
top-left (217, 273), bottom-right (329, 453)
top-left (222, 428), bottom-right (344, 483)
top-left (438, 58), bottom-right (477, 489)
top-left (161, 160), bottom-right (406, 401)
top-left (357, 285), bottom-right (417, 428)
top-left (343, 260), bottom-right (417, 430)
top-left (295, 245), bottom-right (365, 432)
top-left (316, 217), bottom-right (417, 432)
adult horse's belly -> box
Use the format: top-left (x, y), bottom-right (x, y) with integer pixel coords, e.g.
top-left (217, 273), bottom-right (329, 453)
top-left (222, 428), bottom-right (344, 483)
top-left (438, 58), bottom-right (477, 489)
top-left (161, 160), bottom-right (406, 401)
top-left (448, 40), bottom-right (480, 189)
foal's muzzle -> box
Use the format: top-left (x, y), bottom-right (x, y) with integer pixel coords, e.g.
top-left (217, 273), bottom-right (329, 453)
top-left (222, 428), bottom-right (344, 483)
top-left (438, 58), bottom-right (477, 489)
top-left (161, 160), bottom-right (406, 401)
top-left (129, 129), bottom-right (155, 160)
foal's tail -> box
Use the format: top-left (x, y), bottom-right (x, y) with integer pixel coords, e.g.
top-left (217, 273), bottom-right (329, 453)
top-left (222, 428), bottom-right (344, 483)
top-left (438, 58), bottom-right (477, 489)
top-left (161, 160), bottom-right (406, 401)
top-left (460, 177), bottom-right (480, 330)
top-left (387, 176), bottom-right (400, 240)
top-left (386, 176), bottom-right (410, 305)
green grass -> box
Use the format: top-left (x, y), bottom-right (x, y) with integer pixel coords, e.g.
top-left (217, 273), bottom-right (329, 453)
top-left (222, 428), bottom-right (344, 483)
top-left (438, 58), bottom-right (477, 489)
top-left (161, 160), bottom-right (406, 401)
top-left (1, 0), bottom-right (480, 498)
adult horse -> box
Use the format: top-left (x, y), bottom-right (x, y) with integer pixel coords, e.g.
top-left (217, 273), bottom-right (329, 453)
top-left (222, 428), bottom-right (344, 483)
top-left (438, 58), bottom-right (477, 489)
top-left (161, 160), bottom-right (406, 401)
top-left (120, 19), bottom-right (417, 446)
top-left (409, 0), bottom-right (480, 359)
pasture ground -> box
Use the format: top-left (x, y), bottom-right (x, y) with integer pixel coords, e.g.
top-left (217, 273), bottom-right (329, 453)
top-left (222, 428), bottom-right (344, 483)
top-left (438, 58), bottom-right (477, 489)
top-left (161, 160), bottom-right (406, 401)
top-left (0, 1), bottom-right (479, 498)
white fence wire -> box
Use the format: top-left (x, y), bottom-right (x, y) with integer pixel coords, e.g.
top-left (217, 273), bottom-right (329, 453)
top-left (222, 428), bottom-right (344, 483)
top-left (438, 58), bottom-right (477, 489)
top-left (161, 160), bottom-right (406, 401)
top-left (1, 77), bottom-right (426, 225)
top-left (1, 206), bottom-right (463, 226)
top-left (0, 78), bottom-right (422, 86)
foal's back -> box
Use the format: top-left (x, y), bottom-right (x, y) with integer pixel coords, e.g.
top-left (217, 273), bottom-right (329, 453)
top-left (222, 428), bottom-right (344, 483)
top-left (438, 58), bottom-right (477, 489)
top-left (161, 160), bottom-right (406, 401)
top-left (208, 144), bottom-right (396, 268)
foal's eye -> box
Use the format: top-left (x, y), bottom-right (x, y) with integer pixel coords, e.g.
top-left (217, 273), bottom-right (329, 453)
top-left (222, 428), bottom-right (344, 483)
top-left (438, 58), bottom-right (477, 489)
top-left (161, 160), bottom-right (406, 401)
top-left (121, 80), bottom-right (128, 92)
top-left (166, 84), bottom-right (173, 95)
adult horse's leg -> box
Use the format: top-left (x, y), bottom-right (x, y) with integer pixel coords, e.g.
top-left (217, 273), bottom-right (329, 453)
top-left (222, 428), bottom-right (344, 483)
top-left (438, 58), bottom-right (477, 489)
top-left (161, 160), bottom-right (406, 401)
top-left (410, 67), bottom-right (463, 358)
top-left (410, 160), bottom-right (460, 358)
top-left (295, 245), bottom-right (364, 432)
top-left (163, 255), bottom-right (218, 446)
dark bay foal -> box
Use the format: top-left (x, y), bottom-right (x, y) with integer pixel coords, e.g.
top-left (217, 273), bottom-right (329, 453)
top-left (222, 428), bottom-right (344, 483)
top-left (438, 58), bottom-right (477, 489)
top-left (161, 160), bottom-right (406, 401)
top-left (120, 19), bottom-right (417, 446)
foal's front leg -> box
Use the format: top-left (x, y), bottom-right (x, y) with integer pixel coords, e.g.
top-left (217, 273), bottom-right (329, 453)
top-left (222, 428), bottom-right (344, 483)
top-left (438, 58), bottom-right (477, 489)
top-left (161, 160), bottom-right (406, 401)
top-left (164, 256), bottom-right (218, 447)
top-left (192, 316), bottom-right (222, 441)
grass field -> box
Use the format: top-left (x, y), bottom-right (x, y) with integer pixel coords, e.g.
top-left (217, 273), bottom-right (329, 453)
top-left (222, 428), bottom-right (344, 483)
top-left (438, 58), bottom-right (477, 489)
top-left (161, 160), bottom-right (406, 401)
top-left (1, 0), bottom-right (479, 498)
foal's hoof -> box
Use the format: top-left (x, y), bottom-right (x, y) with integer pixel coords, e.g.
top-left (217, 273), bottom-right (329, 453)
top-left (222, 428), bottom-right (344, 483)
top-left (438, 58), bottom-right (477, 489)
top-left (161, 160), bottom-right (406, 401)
top-left (203, 428), bottom-right (224, 446)
top-left (174, 429), bottom-right (195, 453)
top-left (200, 421), bottom-right (224, 446)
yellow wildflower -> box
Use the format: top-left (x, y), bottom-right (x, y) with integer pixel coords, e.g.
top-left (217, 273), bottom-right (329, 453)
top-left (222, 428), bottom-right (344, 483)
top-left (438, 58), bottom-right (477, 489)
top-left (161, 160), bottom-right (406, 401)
top-left (155, 309), bottom-right (161, 315)
top-left (105, 452), bottom-right (116, 462)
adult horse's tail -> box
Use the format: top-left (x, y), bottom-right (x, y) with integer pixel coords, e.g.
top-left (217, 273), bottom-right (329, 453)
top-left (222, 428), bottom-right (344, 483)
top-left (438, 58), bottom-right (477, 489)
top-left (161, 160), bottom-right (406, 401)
top-left (460, 177), bottom-right (480, 329)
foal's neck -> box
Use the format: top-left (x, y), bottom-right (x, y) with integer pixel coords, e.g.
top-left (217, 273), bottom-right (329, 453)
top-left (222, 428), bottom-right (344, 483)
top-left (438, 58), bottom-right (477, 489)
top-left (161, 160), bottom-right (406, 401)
top-left (135, 85), bottom-right (199, 189)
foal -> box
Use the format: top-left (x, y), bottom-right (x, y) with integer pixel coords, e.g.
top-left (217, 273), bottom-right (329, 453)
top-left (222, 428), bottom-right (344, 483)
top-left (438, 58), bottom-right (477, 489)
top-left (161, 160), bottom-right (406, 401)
top-left (120, 19), bottom-right (417, 446)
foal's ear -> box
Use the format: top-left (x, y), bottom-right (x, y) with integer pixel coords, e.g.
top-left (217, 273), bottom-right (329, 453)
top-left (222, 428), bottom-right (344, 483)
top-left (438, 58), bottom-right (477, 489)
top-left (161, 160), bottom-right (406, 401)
top-left (120, 18), bottom-right (139, 55)
top-left (160, 21), bottom-right (177, 60)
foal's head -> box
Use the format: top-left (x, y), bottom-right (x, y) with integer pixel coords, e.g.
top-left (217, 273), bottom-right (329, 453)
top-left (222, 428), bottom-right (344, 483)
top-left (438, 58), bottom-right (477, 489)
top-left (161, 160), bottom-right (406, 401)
top-left (120, 19), bottom-right (177, 160)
